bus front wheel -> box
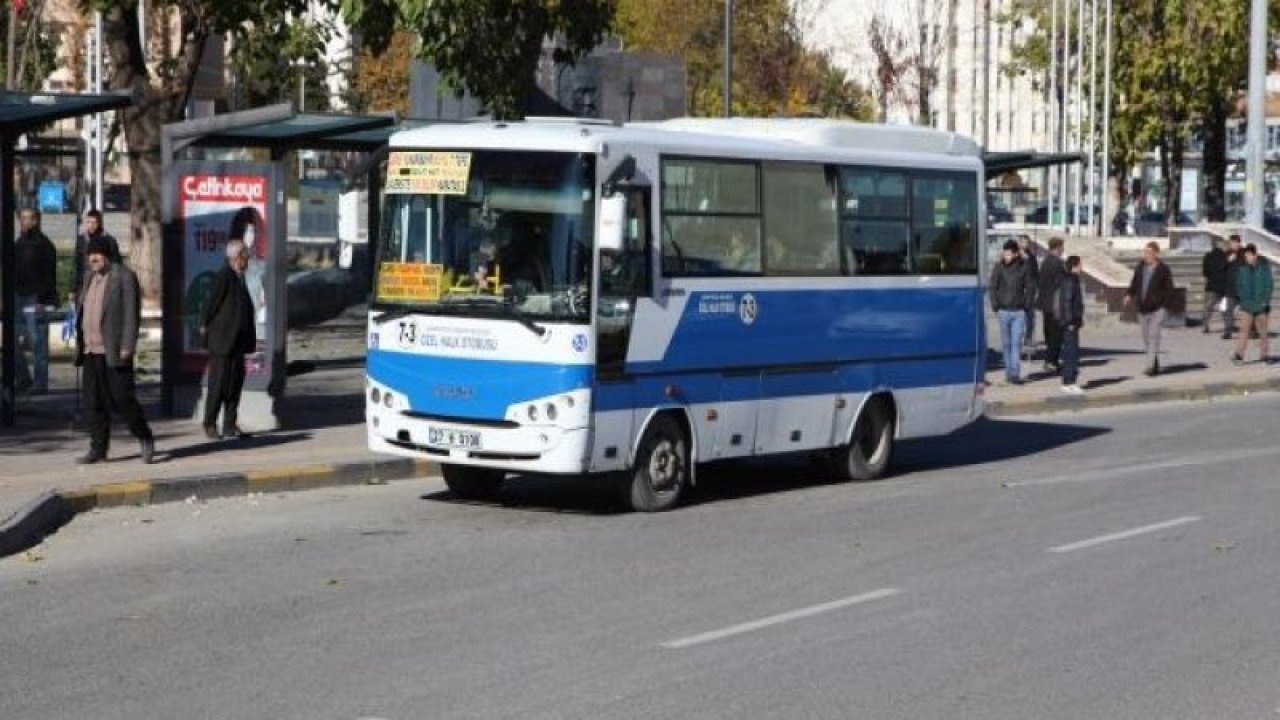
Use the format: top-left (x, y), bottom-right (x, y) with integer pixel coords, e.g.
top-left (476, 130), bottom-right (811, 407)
top-left (621, 414), bottom-right (689, 512)
top-left (442, 464), bottom-right (505, 500)
top-left (833, 398), bottom-right (895, 482)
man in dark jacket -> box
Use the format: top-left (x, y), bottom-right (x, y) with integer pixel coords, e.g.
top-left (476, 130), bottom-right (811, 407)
top-left (1125, 241), bottom-right (1176, 376)
top-left (1201, 237), bottom-right (1230, 334)
top-left (989, 239), bottom-right (1035, 384)
top-left (15, 208), bottom-right (57, 393)
top-left (199, 239), bottom-right (257, 440)
top-left (1230, 244), bottom-right (1273, 366)
top-left (72, 208), bottom-right (121, 298)
top-left (1223, 234), bottom-right (1245, 339)
top-left (1057, 255), bottom-right (1086, 394)
top-left (1038, 236), bottom-right (1066, 372)
top-left (75, 236), bottom-right (154, 465)
top-left (1018, 236), bottom-right (1040, 347)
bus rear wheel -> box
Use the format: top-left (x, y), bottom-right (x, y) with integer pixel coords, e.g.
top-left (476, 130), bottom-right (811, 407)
top-left (832, 398), bottom-right (895, 482)
top-left (441, 464), bottom-right (505, 500)
top-left (621, 414), bottom-right (689, 512)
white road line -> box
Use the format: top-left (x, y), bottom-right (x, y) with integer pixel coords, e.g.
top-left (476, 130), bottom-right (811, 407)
top-left (659, 588), bottom-right (901, 650)
top-left (1005, 446), bottom-right (1280, 488)
top-left (1047, 516), bottom-right (1201, 554)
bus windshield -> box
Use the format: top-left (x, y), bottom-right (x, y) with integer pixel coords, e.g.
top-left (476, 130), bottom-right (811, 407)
top-left (374, 150), bottom-right (596, 323)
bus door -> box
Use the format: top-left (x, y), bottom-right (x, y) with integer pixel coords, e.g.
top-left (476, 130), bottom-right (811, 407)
top-left (592, 187), bottom-right (651, 469)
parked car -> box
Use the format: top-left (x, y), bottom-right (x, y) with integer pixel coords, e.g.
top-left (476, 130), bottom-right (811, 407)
top-left (988, 205), bottom-right (1014, 226)
top-left (1132, 210), bottom-right (1194, 237)
top-left (103, 183), bottom-right (131, 211)
top-left (1111, 210), bottom-right (1132, 235)
top-left (1263, 211), bottom-right (1280, 236)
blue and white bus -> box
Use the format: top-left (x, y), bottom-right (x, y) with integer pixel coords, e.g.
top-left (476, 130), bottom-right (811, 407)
top-left (366, 118), bottom-right (986, 511)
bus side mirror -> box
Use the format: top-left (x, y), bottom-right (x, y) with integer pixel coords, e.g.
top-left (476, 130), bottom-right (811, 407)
top-left (599, 194), bottom-right (626, 253)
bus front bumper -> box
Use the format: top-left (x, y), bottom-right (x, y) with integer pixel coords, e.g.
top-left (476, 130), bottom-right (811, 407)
top-left (367, 405), bottom-right (591, 475)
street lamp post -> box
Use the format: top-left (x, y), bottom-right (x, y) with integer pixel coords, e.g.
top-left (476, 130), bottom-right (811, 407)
top-left (723, 0), bottom-right (733, 118)
top-left (1246, 0), bottom-right (1267, 228)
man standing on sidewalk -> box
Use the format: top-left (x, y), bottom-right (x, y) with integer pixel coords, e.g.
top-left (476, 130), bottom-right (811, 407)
top-left (1038, 236), bottom-right (1066, 373)
top-left (74, 237), bottom-right (154, 465)
top-left (199, 240), bottom-right (256, 440)
top-left (14, 208), bottom-right (57, 394)
top-left (1125, 241), bottom-right (1175, 377)
top-left (1231, 243), bottom-right (1272, 366)
top-left (1057, 255), bottom-right (1086, 395)
top-left (1201, 236), bottom-right (1230, 334)
top-left (989, 239), bottom-right (1035, 385)
top-left (72, 208), bottom-right (121, 299)
top-left (1018, 235), bottom-right (1040, 350)
top-left (1223, 234), bottom-right (1245, 339)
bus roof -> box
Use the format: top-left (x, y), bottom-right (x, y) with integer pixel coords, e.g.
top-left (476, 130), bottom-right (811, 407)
top-left (389, 118), bottom-right (983, 170)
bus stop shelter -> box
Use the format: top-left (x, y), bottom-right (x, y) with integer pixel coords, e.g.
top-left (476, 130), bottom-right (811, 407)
top-left (160, 105), bottom-right (400, 427)
top-left (0, 91), bottom-right (132, 427)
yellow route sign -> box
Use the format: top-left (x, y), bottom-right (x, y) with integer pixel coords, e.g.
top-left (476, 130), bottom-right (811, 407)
top-left (377, 262), bottom-right (444, 301)
top-left (386, 151), bottom-right (472, 195)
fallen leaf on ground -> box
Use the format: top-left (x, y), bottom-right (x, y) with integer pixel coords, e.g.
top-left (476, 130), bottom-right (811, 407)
top-left (24, 551), bottom-right (42, 563)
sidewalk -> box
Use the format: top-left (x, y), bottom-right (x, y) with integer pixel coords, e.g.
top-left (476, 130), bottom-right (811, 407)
top-left (985, 319), bottom-right (1280, 416)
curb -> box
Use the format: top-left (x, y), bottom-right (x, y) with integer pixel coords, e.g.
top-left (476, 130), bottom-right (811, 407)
top-left (986, 376), bottom-right (1280, 417)
top-left (0, 457), bottom-right (439, 559)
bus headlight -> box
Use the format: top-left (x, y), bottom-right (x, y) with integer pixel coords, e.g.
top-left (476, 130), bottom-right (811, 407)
top-left (544, 403), bottom-right (558, 422)
top-left (384, 392), bottom-right (395, 409)
top-left (527, 404), bottom-right (539, 422)
top-left (370, 387), bottom-right (382, 405)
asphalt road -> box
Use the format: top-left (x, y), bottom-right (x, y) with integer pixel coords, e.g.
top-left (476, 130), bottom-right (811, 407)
top-left (3, 398), bottom-right (1279, 720)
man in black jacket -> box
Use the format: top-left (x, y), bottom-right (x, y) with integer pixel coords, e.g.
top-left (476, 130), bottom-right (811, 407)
top-left (1223, 234), bottom-right (1247, 340)
top-left (1201, 237), bottom-right (1230, 334)
top-left (72, 208), bottom-right (121, 298)
top-left (15, 208), bottom-right (57, 393)
top-left (1038, 236), bottom-right (1066, 372)
top-left (199, 239), bottom-right (257, 440)
top-left (1018, 235), bottom-right (1040, 348)
top-left (989, 239), bottom-right (1035, 384)
top-left (1125, 241), bottom-right (1176, 376)
top-left (1057, 255), bottom-right (1086, 394)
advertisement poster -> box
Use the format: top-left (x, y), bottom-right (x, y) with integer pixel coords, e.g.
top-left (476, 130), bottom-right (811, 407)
top-left (179, 173), bottom-right (272, 382)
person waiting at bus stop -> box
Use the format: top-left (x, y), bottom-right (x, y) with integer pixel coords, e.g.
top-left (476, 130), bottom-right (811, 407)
top-left (1230, 243), bottom-right (1273, 366)
top-left (1125, 241), bottom-right (1175, 377)
top-left (199, 239), bottom-right (257, 440)
top-left (989, 239), bottom-right (1036, 385)
top-left (15, 208), bottom-right (58, 394)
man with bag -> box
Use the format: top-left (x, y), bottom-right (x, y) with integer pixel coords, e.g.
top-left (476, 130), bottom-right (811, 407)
top-left (1230, 243), bottom-right (1273, 366)
top-left (1056, 255), bottom-right (1086, 395)
top-left (1201, 236), bottom-right (1230, 334)
top-left (1038, 237), bottom-right (1066, 373)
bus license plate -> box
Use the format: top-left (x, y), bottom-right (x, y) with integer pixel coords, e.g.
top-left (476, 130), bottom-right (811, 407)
top-left (427, 427), bottom-right (481, 450)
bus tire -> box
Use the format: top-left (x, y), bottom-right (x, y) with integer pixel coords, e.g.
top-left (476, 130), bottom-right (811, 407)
top-left (833, 398), bottom-right (895, 482)
top-left (622, 414), bottom-right (690, 512)
top-left (442, 464), bottom-right (505, 500)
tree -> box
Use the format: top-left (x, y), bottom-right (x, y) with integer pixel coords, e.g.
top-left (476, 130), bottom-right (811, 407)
top-left (1000, 0), bottom-right (1253, 220)
top-left (615, 0), bottom-right (869, 118)
top-left (2, 0), bottom-right (57, 90)
top-left (89, 0), bottom-right (336, 300)
top-left (228, 14), bottom-right (334, 112)
top-left (866, 12), bottom-right (909, 123)
top-left (344, 0), bottom-right (615, 120)
top-left (348, 29), bottom-right (415, 116)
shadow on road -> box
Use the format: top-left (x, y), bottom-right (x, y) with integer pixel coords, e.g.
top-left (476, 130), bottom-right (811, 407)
top-left (419, 416), bottom-right (1109, 514)
top-left (158, 431), bottom-right (312, 462)
top-left (893, 416), bottom-right (1109, 475)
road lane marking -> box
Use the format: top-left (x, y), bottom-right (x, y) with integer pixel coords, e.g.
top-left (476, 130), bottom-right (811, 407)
top-left (659, 588), bottom-right (901, 649)
top-left (1047, 516), bottom-right (1201, 553)
top-left (1005, 446), bottom-right (1280, 488)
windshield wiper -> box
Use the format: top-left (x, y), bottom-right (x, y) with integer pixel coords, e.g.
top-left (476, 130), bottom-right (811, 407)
top-left (372, 306), bottom-right (424, 325)
top-left (439, 294), bottom-right (547, 338)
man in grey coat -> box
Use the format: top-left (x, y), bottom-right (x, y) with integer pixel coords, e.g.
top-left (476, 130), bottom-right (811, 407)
top-left (74, 236), bottom-right (154, 464)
